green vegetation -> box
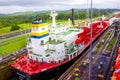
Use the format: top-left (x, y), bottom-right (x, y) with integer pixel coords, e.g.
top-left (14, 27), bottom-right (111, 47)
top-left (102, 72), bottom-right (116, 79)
top-left (0, 9), bottom-right (115, 35)
top-left (10, 24), bottom-right (20, 31)
top-left (0, 35), bottom-right (27, 56)
top-left (106, 36), bottom-right (117, 51)
top-left (104, 32), bottom-right (111, 41)
top-left (96, 32), bottom-right (111, 52)
top-left (0, 27), bottom-right (11, 35)
top-left (0, 23), bottom-right (31, 35)
top-left (75, 77), bottom-right (80, 80)
top-left (0, 9), bottom-right (117, 56)
top-left (96, 42), bottom-right (104, 52)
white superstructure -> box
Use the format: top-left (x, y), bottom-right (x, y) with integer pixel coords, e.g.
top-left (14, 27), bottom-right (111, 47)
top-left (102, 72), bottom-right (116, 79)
top-left (27, 10), bottom-right (84, 63)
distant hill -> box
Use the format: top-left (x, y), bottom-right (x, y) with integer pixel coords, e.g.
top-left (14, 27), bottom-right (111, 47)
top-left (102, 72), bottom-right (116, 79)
top-left (0, 8), bottom-right (120, 28)
top-left (9, 11), bottom-right (35, 16)
top-left (0, 8), bottom-right (120, 17)
top-left (6, 10), bottom-right (49, 16)
top-left (0, 14), bottom-right (7, 16)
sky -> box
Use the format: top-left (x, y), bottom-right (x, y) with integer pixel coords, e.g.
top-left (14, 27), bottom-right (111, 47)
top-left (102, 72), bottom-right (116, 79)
top-left (0, 0), bottom-right (119, 14)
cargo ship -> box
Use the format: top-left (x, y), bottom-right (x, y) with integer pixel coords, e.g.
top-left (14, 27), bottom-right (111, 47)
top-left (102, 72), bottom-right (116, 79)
top-left (11, 10), bottom-right (109, 80)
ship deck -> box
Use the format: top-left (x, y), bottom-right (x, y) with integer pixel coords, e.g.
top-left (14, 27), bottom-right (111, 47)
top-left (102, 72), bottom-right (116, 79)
top-left (12, 54), bottom-right (69, 75)
top-left (12, 21), bottom-right (109, 75)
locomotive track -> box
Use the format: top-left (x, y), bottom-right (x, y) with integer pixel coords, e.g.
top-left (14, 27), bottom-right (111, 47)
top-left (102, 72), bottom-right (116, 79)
top-left (58, 25), bottom-right (110, 80)
top-left (59, 20), bottom-right (120, 80)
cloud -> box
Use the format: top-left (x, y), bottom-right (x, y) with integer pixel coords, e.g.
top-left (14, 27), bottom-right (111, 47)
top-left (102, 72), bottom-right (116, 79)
top-left (0, 0), bottom-right (119, 14)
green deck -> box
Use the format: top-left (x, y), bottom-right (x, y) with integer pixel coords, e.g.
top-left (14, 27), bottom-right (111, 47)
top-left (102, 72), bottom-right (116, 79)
top-left (45, 49), bottom-right (55, 53)
top-left (49, 24), bottom-right (65, 28)
top-left (46, 40), bottom-right (64, 44)
top-left (32, 53), bottom-right (42, 57)
top-left (69, 48), bottom-right (76, 54)
top-left (57, 29), bottom-right (79, 36)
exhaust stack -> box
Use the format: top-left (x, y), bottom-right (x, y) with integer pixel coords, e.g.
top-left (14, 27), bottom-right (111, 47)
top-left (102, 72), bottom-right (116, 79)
top-left (72, 8), bottom-right (75, 25)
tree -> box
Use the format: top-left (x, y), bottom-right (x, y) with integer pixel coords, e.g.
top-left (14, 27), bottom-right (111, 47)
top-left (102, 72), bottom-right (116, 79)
top-left (10, 24), bottom-right (20, 31)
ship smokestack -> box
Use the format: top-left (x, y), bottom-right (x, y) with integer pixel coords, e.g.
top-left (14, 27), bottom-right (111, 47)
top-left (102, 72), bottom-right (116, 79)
top-left (72, 8), bottom-right (75, 25)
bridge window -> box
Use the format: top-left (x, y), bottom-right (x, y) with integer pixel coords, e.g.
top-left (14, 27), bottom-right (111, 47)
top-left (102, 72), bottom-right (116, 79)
top-left (40, 40), bottom-right (44, 45)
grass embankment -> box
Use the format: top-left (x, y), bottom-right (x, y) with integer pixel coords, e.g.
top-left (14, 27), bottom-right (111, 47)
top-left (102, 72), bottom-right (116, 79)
top-left (0, 20), bottom-right (67, 35)
top-left (0, 23), bottom-right (31, 35)
top-left (96, 42), bottom-right (104, 52)
top-left (104, 32), bottom-right (111, 41)
top-left (0, 16), bottom-right (102, 35)
top-left (106, 36), bottom-right (117, 51)
top-left (96, 32), bottom-right (111, 52)
top-left (0, 35), bottom-right (27, 57)
top-left (0, 20), bottom-right (67, 57)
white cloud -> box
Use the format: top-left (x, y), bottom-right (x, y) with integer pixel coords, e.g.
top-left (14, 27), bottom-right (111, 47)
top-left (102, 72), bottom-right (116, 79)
top-left (0, 0), bottom-right (119, 14)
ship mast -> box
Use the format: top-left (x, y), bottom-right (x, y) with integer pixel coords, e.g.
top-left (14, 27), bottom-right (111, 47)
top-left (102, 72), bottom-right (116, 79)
top-left (68, 18), bottom-right (71, 26)
top-left (50, 9), bottom-right (57, 27)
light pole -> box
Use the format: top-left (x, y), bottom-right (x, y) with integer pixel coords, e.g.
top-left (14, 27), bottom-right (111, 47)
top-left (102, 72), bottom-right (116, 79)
top-left (88, 0), bottom-right (93, 80)
top-left (0, 37), bottom-right (3, 60)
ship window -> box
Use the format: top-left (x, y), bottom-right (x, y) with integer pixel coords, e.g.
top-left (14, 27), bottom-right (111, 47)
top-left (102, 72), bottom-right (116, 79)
top-left (34, 27), bottom-right (36, 31)
top-left (47, 45), bottom-right (49, 49)
top-left (29, 51), bottom-right (33, 54)
top-left (36, 27), bottom-right (38, 31)
top-left (64, 43), bottom-right (67, 46)
top-left (58, 52), bottom-right (60, 54)
top-left (41, 27), bottom-right (45, 30)
top-left (33, 27), bottom-right (35, 31)
top-left (49, 37), bottom-right (52, 41)
top-left (36, 57), bottom-right (38, 61)
top-left (40, 40), bottom-right (44, 45)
